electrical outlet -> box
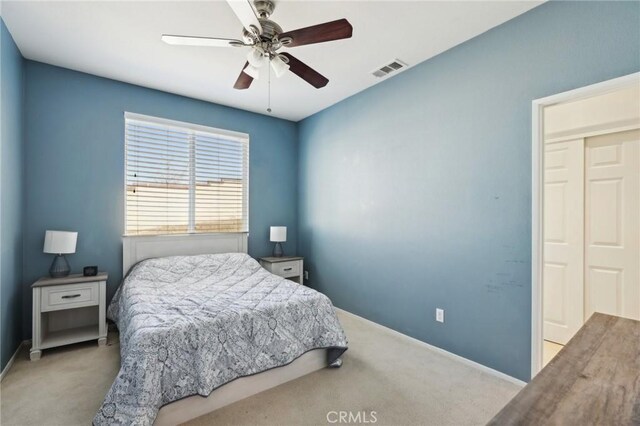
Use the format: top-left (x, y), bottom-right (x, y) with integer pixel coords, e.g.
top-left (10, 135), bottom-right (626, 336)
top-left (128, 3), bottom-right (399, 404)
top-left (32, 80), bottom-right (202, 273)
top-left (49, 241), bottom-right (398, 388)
top-left (304, 270), bottom-right (309, 280)
top-left (436, 308), bottom-right (445, 323)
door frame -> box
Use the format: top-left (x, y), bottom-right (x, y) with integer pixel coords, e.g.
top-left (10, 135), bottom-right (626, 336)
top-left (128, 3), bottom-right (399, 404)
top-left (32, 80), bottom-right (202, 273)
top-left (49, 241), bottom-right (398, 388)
top-left (531, 72), bottom-right (640, 379)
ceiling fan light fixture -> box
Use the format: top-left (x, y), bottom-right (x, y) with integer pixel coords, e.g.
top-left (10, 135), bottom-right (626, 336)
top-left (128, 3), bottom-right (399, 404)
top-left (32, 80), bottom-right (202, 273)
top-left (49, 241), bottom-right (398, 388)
top-left (270, 55), bottom-right (290, 78)
top-left (247, 48), bottom-right (267, 68)
top-left (243, 63), bottom-right (261, 80)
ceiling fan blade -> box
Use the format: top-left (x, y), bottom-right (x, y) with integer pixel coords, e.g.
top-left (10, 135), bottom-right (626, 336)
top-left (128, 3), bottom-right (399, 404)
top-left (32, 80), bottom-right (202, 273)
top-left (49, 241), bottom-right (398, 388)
top-left (279, 19), bottom-right (352, 48)
top-left (280, 53), bottom-right (328, 89)
top-left (226, 0), bottom-right (262, 35)
top-left (162, 34), bottom-right (243, 47)
top-left (233, 62), bottom-right (254, 90)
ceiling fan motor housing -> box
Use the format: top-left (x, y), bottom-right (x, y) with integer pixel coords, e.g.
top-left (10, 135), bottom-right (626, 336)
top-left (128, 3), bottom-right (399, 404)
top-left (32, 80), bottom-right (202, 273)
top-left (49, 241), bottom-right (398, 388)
top-left (242, 1), bottom-right (284, 57)
top-left (251, 0), bottom-right (283, 43)
top-left (257, 19), bottom-right (282, 42)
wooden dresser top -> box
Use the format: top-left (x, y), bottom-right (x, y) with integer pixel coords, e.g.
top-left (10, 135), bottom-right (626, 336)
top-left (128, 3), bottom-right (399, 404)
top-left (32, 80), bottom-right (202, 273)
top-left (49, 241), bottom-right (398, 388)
top-left (489, 313), bottom-right (640, 425)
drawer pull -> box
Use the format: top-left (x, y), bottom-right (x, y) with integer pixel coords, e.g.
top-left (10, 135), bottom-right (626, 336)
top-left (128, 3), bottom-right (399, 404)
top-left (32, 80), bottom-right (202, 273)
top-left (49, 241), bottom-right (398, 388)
top-left (61, 294), bottom-right (82, 299)
top-left (283, 267), bottom-right (293, 272)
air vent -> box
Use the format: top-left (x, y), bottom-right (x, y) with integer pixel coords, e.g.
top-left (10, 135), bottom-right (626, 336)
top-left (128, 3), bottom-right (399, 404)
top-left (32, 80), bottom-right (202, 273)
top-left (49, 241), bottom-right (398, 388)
top-left (371, 59), bottom-right (407, 78)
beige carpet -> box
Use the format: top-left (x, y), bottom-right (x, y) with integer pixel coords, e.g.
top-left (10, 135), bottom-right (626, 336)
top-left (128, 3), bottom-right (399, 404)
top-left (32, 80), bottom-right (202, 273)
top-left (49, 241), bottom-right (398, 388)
top-left (1, 310), bottom-right (521, 425)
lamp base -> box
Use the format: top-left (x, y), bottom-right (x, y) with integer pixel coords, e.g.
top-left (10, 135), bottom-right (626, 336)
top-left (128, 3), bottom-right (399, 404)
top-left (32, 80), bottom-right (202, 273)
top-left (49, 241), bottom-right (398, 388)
top-left (272, 242), bottom-right (284, 257)
top-left (49, 254), bottom-right (71, 278)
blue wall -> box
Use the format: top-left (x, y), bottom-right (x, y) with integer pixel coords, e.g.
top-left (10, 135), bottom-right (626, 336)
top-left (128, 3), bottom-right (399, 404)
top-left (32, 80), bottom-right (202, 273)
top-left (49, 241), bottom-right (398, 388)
top-left (298, 1), bottom-right (640, 381)
top-left (1, 19), bottom-right (25, 371)
top-left (22, 61), bottom-right (298, 336)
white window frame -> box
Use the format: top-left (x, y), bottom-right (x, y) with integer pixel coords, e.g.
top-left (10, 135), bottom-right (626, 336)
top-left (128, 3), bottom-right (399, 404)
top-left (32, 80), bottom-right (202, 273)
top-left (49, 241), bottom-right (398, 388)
top-left (123, 111), bottom-right (250, 236)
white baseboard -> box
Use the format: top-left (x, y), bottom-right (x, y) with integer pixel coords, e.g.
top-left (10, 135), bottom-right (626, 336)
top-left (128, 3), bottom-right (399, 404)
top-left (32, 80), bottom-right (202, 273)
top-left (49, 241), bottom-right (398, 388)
top-left (0, 340), bottom-right (28, 382)
top-left (335, 308), bottom-right (527, 387)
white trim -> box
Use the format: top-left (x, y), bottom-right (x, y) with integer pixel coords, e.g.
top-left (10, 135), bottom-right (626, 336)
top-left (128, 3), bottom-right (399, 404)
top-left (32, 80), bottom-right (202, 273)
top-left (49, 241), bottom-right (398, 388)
top-left (530, 72), bottom-right (640, 380)
top-left (531, 96), bottom-right (544, 381)
top-left (1, 340), bottom-right (29, 382)
top-left (532, 72), bottom-right (640, 107)
top-left (335, 308), bottom-right (526, 387)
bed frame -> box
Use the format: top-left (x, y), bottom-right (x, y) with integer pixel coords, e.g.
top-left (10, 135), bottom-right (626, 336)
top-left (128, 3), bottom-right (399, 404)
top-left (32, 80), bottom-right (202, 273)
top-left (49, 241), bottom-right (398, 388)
top-left (121, 233), bottom-right (332, 425)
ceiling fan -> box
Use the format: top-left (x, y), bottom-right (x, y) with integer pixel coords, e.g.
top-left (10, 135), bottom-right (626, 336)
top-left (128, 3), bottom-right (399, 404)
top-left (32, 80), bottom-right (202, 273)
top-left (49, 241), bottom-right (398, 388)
top-left (162, 0), bottom-right (353, 90)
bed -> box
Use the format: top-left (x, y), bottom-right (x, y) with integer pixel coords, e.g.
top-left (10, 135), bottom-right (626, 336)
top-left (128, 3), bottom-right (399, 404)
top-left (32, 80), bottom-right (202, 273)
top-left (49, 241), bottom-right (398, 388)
top-left (94, 234), bottom-right (348, 425)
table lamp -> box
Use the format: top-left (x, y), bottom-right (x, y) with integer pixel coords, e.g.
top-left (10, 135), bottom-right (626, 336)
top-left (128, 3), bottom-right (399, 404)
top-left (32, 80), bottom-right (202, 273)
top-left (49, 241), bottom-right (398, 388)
top-left (270, 226), bottom-right (286, 257)
top-left (43, 230), bottom-right (77, 278)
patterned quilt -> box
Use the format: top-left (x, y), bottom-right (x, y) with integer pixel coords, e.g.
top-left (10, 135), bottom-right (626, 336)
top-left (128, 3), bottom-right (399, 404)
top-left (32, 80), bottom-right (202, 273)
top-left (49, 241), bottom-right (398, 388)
top-left (94, 253), bottom-right (348, 425)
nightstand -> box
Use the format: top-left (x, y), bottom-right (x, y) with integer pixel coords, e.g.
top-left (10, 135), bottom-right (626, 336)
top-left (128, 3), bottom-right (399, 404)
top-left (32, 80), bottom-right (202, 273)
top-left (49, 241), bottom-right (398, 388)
top-left (30, 273), bottom-right (108, 361)
top-left (259, 257), bottom-right (304, 284)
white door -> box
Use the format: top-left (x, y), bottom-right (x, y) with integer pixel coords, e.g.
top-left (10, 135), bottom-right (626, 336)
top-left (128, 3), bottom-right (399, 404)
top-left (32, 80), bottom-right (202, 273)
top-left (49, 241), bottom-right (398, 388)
top-left (543, 138), bottom-right (584, 345)
top-left (585, 129), bottom-right (640, 320)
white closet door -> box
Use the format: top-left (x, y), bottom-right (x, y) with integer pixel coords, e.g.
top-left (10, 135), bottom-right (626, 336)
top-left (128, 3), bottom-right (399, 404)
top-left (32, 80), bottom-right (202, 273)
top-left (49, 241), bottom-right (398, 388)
top-left (585, 129), bottom-right (640, 321)
top-left (543, 138), bottom-right (584, 345)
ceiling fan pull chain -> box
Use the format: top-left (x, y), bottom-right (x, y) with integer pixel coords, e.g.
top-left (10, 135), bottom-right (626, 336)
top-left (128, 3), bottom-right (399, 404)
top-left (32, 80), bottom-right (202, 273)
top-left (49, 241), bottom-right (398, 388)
top-left (267, 62), bottom-right (272, 113)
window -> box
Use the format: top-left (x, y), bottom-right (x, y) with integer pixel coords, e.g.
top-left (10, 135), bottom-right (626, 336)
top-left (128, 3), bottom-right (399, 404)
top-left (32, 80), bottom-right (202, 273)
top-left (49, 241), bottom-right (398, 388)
top-left (124, 112), bottom-right (249, 236)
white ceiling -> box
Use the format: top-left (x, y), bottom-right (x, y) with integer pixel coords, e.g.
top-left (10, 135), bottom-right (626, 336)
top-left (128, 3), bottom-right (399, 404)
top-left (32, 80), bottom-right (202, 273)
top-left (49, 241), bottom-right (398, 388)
top-left (2, 1), bottom-right (542, 121)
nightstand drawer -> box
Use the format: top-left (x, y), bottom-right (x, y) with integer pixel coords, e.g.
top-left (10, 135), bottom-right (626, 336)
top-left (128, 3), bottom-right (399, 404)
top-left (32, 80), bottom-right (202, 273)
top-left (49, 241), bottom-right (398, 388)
top-left (41, 283), bottom-right (99, 312)
top-left (272, 261), bottom-right (301, 278)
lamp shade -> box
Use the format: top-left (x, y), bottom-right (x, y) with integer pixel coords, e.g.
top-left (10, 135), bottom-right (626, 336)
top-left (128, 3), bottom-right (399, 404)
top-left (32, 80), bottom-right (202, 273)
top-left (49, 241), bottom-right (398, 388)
top-left (247, 48), bottom-right (267, 68)
top-left (270, 55), bottom-right (290, 78)
top-left (270, 226), bottom-right (287, 243)
top-left (43, 230), bottom-right (77, 254)
top-left (243, 63), bottom-right (260, 80)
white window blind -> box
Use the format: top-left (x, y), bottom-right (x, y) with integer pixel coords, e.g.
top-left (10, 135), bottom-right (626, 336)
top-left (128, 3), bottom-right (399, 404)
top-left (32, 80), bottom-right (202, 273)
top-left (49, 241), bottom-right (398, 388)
top-left (124, 112), bottom-right (249, 236)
